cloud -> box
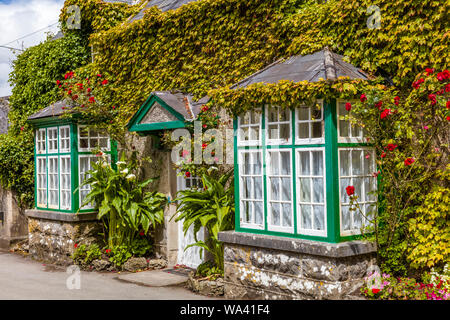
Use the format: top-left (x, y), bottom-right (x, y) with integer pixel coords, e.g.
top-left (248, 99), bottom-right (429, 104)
top-left (0, 0), bottom-right (64, 96)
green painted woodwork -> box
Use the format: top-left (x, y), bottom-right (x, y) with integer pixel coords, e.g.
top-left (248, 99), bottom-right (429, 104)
top-left (31, 120), bottom-right (116, 214)
top-left (127, 94), bottom-right (187, 132)
top-left (233, 99), bottom-right (375, 243)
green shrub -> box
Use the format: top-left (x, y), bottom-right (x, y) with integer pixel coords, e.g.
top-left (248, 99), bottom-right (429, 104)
top-left (108, 245), bottom-right (132, 267)
top-left (72, 243), bottom-right (102, 265)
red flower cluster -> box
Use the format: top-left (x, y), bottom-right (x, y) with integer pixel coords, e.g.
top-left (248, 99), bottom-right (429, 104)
top-left (428, 94), bottom-right (437, 105)
top-left (64, 71), bottom-right (74, 79)
top-left (185, 171), bottom-right (191, 177)
top-left (139, 230), bottom-right (145, 236)
top-left (346, 186), bottom-right (355, 196)
top-left (412, 78), bottom-right (424, 89)
top-left (375, 101), bottom-right (383, 110)
top-left (437, 70), bottom-right (450, 82)
top-left (380, 108), bottom-right (391, 119)
top-left (101, 79), bottom-right (108, 85)
top-left (201, 105), bottom-right (209, 112)
top-left (425, 68), bottom-right (434, 76)
top-left (386, 144), bottom-right (398, 151)
top-left (404, 157), bottom-right (415, 166)
top-left (105, 249), bottom-right (111, 254)
top-left (394, 96), bottom-right (400, 106)
top-left (345, 102), bottom-right (352, 111)
top-left (360, 94), bottom-right (367, 102)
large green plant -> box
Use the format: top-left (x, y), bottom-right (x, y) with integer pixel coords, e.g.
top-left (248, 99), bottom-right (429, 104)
top-left (79, 151), bottom-right (167, 248)
top-left (174, 172), bottom-right (235, 272)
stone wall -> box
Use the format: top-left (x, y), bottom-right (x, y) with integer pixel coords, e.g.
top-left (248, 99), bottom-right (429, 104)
top-left (25, 210), bottom-right (102, 266)
top-left (0, 188), bottom-right (28, 249)
top-left (219, 231), bottom-right (377, 300)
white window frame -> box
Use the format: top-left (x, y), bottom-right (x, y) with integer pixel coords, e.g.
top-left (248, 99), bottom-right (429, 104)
top-left (339, 147), bottom-right (377, 236)
top-left (36, 128), bottom-right (46, 154)
top-left (266, 148), bottom-right (294, 234)
top-left (78, 125), bottom-right (111, 152)
top-left (47, 156), bottom-right (59, 209)
top-left (36, 156), bottom-right (47, 207)
top-left (238, 149), bottom-right (264, 230)
top-left (59, 156), bottom-right (71, 210)
top-left (47, 127), bottom-right (58, 154)
top-left (237, 110), bottom-right (262, 147)
top-left (295, 100), bottom-right (325, 145)
top-left (59, 126), bottom-right (71, 153)
top-left (337, 99), bottom-right (365, 143)
top-left (296, 147), bottom-right (327, 237)
top-left (265, 105), bottom-right (292, 146)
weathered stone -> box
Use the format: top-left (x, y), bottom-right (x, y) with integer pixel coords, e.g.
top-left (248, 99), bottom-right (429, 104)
top-left (220, 231), bottom-right (377, 300)
top-left (122, 257), bottom-right (148, 272)
top-left (147, 258), bottom-right (167, 270)
top-left (187, 272), bottom-right (224, 297)
top-left (25, 214), bottom-right (102, 266)
top-left (92, 259), bottom-right (111, 271)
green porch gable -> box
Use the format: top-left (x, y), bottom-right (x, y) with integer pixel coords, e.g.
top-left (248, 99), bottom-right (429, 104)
top-left (127, 91), bottom-right (209, 133)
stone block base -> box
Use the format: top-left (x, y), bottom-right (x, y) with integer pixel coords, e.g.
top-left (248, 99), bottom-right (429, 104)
top-left (218, 231), bottom-right (377, 300)
top-left (25, 209), bottom-right (102, 266)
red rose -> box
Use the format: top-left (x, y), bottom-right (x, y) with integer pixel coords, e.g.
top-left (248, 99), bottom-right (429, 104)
top-left (97, 74), bottom-right (102, 77)
top-left (447, 101), bottom-right (450, 109)
top-left (372, 288), bottom-right (380, 294)
top-left (447, 116), bottom-right (450, 121)
top-left (89, 97), bottom-right (95, 103)
top-left (428, 94), bottom-right (437, 105)
top-left (20, 126), bottom-right (24, 131)
top-left (139, 230), bottom-right (145, 236)
top-left (346, 186), bottom-right (355, 196)
top-left (56, 80), bottom-right (61, 85)
top-left (394, 96), bottom-right (400, 106)
top-left (185, 171), bottom-right (191, 177)
top-left (386, 144), bottom-right (397, 151)
top-left (412, 78), bottom-right (424, 89)
top-left (381, 152), bottom-right (386, 158)
top-left (404, 157), bottom-right (415, 166)
top-left (360, 94), bottom-right (367, 102)
top-left (437, 70), bottom-right (450, 81)
top-left (102, 79), bottom-right (108, 85)
top-left (425, 68), bottom-right (434, 75)
top-left (72, 94), bottom-right (78, 100)
top-left (445, 84), bottom-right (450, 93)
top-left (202, 124), bottom-right (207, 128)
top-left (380, 109), bottom-right (391, 119)
top-left (375, 101), bottom-right (383, 110)
top-left (201, 105), bottom-right (209, 112)
top-left (345, 102), bottom-right (352, 111)
top-left (74, 243), bottom-right (78, 248)
top-left (202, 143), bottom-right (207, 150)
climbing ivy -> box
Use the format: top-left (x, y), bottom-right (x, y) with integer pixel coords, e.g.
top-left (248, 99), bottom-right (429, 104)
top-left (0, 32), bottom-right (90, 206)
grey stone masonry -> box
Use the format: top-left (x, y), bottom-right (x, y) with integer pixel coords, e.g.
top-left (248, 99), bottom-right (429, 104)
top-left (25, 210), bottom-right (102, 266)
top-left (218, 231), bottom-right (377, 300)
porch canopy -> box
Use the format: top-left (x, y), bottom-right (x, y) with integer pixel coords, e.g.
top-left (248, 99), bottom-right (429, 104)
top-left (231, 48), bottom-right (375, 244)
top-left (127, 91), bottom-right (208, 133)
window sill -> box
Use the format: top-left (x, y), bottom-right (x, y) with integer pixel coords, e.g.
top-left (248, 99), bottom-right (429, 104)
top-left (25, 209), bottom-right (98, 222)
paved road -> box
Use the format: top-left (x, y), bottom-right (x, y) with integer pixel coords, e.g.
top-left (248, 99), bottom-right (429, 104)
top-left (0, 250), bottom-right (212, 300)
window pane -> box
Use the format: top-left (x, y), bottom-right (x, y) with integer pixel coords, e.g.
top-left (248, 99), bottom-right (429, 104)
top-left (279, 124), bottom-right (290, 140)
top-left (339, 120), bottom-right (349, 137)
top-left (268, 152), bottom-right (279, 175)
top-left (352, 150), bottom-right (362, 175)
top-left (341, 205), bottom-right (351, 231)
top-left (354, 177), bottom-right (363, 200)
top-left (242, 201), bottom-right (251, 223)
top-left (298, 123), bottom-right (309, 139)
top-left (271, 203), bottom-right (281, 226)
top-left (282, 203), bottom-right (292, 227)
top-left (299, 152), bottom-right (310, 176)
top-left (268, 108), bottom-right (277, 122)
top-left (353, 208), bottom-right (362, 229)
top-left (311, 106), bottom-right (321, 120)
top-left (242, 153), bottom-right (250, 175)
top-left (340, 150), bottom-right (350, 176)
top-left (298, 107), bottom-right (309, 121)
top-left (312, 178), bottom-right (324, 203)
top-left (280, 152), bottom-right (291, 175)
top-left (268, 124), bottom-right (278, 140)
top-left (299, 178), bottom-right (311, 202)
top-left (301, 205), bottom-right (312, 230)
top-left (313, 205), bottom-right (325, 230)
top-left (243, 177), bottom-right (251, 198)
top-left (250, 111), bottom-right (260, 124)
top-left (254, 202), bottom-right (263, 225)
top-left (312, 151), bottom-right (323, 176)
top-left (254, 177), bottom-right (263, 199)
top-left (281, 177), bottom-right (291, 201)
top-left (253, 152), bottom-right (262, 175)
top-left (311, 122), bottom-right (322, 138)
top-left (250, 127), bottom-right (259, 141)
top-left (270, 177), bottom-right (280, 200)
top-left (340, 178), bottom-right (351, 203)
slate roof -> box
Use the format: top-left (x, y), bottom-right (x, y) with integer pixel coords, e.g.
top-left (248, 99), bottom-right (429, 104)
top-left (232, 48), bottom-right (370, 89)
top-left (27, 100), bottom-right (74, 121)
top-left (0, 96), bottom-right (10, 134)
top-left (152, 91), bottom-right (209, 120)
top-left (128, 0), bottom-right (198, 23)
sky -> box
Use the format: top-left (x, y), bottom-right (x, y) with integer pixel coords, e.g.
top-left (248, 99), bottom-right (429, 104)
top-left (0, 0), bottom-right (64, 97)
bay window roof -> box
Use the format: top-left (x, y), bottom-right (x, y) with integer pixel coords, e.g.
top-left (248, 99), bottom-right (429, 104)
top-left (27, 100), bottom-right (74, 122)
top-left (233, 47), bottom-right (370, 89)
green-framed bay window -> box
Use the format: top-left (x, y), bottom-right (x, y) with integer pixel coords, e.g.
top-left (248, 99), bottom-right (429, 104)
top-left (33, 120), bottom-right (117, 214)
top-left (234, 98), bottom-right (378, 243)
